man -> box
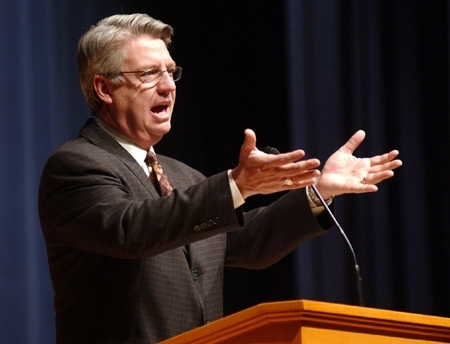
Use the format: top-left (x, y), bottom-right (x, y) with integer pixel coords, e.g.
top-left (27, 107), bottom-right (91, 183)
top-left (38, 13), bottom-right (402, 343)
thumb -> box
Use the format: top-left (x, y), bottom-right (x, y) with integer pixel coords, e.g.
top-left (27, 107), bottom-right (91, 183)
top-left (241, 128), bottom-right (257, 153)
top-left (342, 130), bottom-right (366, 154)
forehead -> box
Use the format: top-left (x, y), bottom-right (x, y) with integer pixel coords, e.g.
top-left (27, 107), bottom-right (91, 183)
top-left (122, 36), bottom-right (173, 68)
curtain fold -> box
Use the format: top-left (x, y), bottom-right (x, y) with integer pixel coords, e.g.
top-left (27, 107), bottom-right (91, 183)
top-left (0, 2), bottom-right (122, 342)
top-left (285, 0), bottom-right (450, 316)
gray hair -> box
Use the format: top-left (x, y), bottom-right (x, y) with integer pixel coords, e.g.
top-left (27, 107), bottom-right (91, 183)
top-left (77, 13), bottom-right (174, 114)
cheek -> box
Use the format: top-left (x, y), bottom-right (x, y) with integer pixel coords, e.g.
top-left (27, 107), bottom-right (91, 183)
top-left (171, 92), bottom-right (176, 110)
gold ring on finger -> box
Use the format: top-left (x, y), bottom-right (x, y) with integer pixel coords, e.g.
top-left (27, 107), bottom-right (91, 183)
top-left (284, 178), bottom-right (294, 186)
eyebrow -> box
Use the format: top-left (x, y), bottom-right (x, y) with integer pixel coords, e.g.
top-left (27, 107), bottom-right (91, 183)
top-left (140, 61), bottom-right (177, 71)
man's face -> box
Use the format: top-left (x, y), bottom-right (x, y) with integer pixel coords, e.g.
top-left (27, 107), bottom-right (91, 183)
top-left (97, 36), bottom-right (177, 149)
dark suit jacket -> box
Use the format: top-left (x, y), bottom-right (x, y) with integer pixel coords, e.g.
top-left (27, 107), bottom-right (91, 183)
top-left (38, 119), bottom-right (330, 343)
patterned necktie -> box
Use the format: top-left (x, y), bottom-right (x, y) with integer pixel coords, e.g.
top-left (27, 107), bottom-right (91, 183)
top-left (145, 151), bottom-right (173, 196)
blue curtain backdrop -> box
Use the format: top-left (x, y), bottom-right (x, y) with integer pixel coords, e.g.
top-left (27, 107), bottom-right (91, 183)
top-left (0, 1), bottom-right (123, 342)
top-left (1, 1), bottom-right (449, 343)
top-left (285, 0), bottom-right (450, 317)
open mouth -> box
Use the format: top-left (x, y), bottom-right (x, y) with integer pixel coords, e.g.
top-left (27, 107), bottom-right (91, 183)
top-left (151, 105), bottom-right (168, 114)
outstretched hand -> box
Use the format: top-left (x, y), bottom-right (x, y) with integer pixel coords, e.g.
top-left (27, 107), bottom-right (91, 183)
top-left (315, 130), bottom-right (403, 199)
top-left (231, 129), bottom-right (321, 199)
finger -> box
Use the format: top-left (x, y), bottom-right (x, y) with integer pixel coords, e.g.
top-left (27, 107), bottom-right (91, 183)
top-left (365, 170), bottom-right (395, 185)
top-left (354, 185), bottom-right (379, 194)
top-left (263, 150), bottom-right (310, 168)
top-left (370, 161), bottom-right (403, 175)
top-left (283, 173), bottom-right (320, 189)
top-left (241, 129), bottom-right (257, 155)
top-left (367, 159), bottom-right (402, 176)
top-left (341, 130), bottom-right (366, 154)
top-left (351, 177), bottom-right (379, 193)
top-left (369, 150), bottom-right (400, 166)
top-left (278, 159), bottom-right (321, 175)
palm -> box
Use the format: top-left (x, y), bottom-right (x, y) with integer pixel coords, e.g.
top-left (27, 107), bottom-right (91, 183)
top-left (316, 130), bottom-right (402, 198)
top-left (321, 151), bottom-right (372, 194)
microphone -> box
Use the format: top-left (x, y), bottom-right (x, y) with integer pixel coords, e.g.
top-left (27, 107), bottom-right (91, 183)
top-left (264, 146), bottom-right (364, 306)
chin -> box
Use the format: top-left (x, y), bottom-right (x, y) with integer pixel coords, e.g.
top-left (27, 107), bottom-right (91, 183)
top-left (152, 126), bottom-right (171, 142)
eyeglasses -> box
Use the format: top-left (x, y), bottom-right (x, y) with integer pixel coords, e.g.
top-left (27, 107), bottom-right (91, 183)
top-left (119, 66), bottom-right (182, 87)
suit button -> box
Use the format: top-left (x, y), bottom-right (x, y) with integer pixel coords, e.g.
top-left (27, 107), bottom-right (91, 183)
top-left (193, 225), bottom-right (201, 232)
top-left (192, 269), bottom-right (200, 281)
top-left (200, 222), bottom-right (207, 230)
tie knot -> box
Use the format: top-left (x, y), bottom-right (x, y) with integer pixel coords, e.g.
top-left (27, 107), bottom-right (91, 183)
top-left (145, 151), bottom-right (157, 166)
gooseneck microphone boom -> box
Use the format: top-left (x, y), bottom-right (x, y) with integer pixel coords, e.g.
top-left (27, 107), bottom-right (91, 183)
top-left (263, 146), bottom-right (364, 306)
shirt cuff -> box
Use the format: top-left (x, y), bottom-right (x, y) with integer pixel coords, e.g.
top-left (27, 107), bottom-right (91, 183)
top-left (227, 170), bottom-right (245, 209)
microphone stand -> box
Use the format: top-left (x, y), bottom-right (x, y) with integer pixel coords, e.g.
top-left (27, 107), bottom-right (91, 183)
top-left (264, 146), bottom-right (364, 306)
top-left (309, 184), bottom-right (364, 306)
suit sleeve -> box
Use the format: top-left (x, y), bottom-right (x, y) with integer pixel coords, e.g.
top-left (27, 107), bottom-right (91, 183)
top-left (225, 189), bottom-right (333, 270)
top-left (38, 144), bottom-right (244, 259)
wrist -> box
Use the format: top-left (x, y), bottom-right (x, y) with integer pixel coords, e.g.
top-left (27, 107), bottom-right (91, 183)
top-left (306, 185), bottom-right (334, 207)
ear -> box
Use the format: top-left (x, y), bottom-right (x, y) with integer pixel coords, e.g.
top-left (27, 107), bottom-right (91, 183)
top-left (93, 74), bottom-right (113, 105)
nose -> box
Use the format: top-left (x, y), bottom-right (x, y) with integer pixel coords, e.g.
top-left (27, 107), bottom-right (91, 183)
top-left (157, 71), bottom-right (176, 92)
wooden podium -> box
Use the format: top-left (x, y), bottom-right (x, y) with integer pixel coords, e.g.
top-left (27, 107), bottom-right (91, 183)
top-left (159, 300), bottom-right (450, 343)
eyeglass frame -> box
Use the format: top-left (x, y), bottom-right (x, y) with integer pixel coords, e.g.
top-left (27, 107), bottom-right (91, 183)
top-left (116, 66), bottom-right (182, 86)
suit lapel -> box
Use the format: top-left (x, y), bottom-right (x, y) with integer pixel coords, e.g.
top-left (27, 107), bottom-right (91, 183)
top-left (78, 119), bottom-right (190, 260)
top-left (78, 118), bottom-right (159, 197)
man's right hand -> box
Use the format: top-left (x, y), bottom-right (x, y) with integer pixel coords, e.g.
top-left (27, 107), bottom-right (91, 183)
top-left (231, 129), bottom-right (321, 199)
